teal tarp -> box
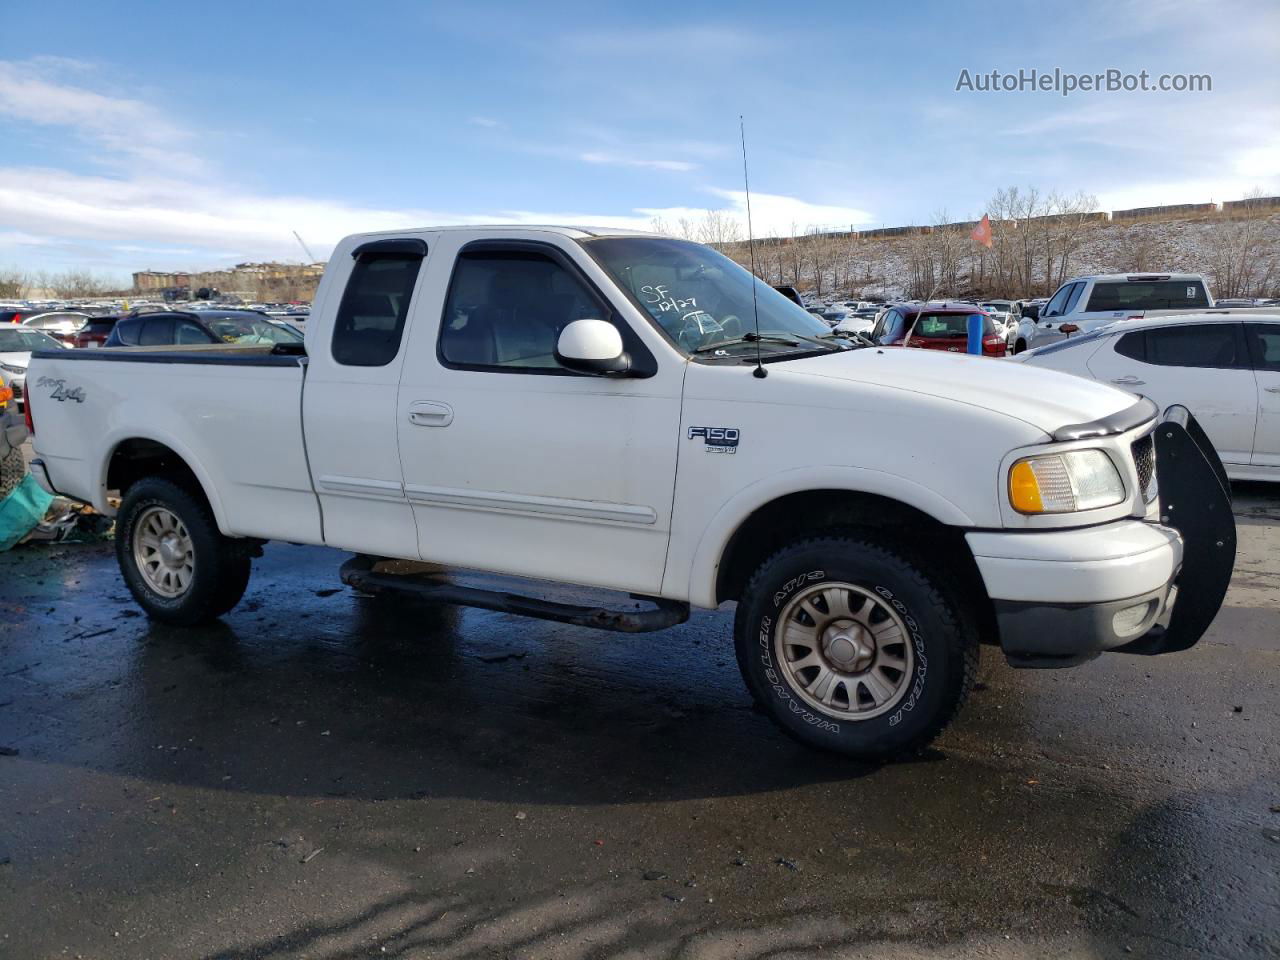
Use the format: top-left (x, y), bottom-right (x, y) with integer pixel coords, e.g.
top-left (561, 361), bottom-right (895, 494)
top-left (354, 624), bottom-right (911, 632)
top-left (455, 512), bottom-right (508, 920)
top-left (0, 474), bottom-right (55, 551)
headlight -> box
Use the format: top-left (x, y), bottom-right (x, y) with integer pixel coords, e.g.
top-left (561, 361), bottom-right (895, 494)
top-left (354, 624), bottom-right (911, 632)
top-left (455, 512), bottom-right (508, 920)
top-left (1009, 449), bottom-right (1125, 514)
top-left (0, 362), bottom-right (22, 376)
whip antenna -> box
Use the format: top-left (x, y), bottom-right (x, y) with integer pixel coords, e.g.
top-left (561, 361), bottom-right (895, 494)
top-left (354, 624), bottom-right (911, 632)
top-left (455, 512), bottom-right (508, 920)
top-left (740, 115), bottom-right (766, 379)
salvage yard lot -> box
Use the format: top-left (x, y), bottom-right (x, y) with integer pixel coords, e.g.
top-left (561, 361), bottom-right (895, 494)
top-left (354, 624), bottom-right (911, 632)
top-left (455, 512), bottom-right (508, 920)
top-left (1, 488), bottom-right (1278, 959)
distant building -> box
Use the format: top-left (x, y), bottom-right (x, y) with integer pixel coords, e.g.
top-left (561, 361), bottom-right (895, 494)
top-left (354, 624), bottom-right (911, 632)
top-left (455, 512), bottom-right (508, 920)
top-left (132, 262), bottom-right (326, 301)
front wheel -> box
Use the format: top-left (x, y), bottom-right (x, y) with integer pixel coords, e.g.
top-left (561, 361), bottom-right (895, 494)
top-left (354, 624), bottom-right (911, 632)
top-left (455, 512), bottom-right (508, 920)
top-left (734, 536), bottom-right (978, 759)
top-left (116, 476), bottom-right (252, 625)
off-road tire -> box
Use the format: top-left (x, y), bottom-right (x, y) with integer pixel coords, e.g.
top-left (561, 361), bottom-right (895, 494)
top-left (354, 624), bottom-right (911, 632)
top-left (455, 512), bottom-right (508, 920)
top-left (116, 476), bottom-right (252, 625)
top-left (734, 535), bottom-right (978, 760)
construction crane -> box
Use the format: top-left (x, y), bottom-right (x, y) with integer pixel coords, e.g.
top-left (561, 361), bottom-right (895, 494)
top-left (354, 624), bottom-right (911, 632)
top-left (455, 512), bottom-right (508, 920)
top-left (292, 230), bottom-right (317, 263)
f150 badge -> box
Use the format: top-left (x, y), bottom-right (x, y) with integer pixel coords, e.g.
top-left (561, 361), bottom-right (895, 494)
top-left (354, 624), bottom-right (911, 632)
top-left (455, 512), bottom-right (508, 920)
top-left (688, 426), bottom-right (739, 454)
top-left (36, 376), bottom-right (86, 403)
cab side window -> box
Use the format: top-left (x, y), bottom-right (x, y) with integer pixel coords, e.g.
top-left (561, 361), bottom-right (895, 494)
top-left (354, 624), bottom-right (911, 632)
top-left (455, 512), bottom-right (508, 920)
top-left (1145, 323), bottom-right (1242, 369)
top-left (1062, 282), bottom-right (1086, 314)
top-left (439, 249), bottom-right (606, 372)
top-left (175, 319), bottom-right (214, 344)
top-left (1245, 323), bottom-right (1280, 371)
top-left (139, 316), bottom-right (174, 346)
top-left (331, 252), bottom-right (425, 367)
top-left (1041, 284), bottom-right (1073, 318)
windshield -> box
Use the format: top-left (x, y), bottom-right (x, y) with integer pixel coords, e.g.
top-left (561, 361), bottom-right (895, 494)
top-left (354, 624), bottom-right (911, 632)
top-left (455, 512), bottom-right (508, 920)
top-left (0, 328), bottom-right (63, 352)
top-left (584, 237), bottom-right (833, 356)
top-left (204, 315), bottom-right (303, 344)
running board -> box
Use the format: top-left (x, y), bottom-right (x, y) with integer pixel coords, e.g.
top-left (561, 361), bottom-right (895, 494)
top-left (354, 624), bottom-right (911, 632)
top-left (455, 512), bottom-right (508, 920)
top-left (338, 555), bottom-right (690, 633)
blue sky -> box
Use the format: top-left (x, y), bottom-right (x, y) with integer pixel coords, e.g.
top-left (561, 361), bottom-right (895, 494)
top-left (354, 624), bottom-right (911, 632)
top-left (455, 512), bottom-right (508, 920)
top-left (1, 0), bottom-right (1277, 281)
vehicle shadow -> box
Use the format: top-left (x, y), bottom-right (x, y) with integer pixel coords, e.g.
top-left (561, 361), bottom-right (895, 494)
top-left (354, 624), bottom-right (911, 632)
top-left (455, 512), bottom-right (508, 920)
top-left (112, 589), bottom-right (892, 806)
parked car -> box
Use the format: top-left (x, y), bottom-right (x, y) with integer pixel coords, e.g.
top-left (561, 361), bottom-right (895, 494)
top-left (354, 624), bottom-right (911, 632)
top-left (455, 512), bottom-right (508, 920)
top-left (980, 300), bottom-right (1015, 335)
top-left (104, 310), bottom-right (304, 348)
top-left (1018, 313), bottom-right (1280, 481)
top-left (772, 285), bottom-right (804, 307)
top-left (0, 326), bottom-right (70, 410)
top-left (1, 308), bottom-right (29, 325)
top-left (1013, 273), bottom-right (1213, 354)
top-left (871, 304), bottom-right (1007, 356)
top-left (832, 308), bottom-right (880, 337)
top-left (73, 315), bottom-right (121, 349)
top-left (20, 312), bottom-right (90, 346)
top-left (27, 225), bottom-right (1232, 761)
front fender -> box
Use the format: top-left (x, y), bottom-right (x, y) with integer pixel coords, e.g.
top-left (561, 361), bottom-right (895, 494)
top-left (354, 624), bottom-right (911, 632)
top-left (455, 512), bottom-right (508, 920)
top-left (676, 465), bottom-right (976, 608)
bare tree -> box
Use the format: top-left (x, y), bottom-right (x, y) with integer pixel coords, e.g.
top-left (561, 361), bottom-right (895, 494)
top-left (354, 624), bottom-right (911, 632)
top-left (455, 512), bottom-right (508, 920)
top-left (1204, 200), bottom-right (1279, 298)
top-left (0, 268), bottom-right (26, 299)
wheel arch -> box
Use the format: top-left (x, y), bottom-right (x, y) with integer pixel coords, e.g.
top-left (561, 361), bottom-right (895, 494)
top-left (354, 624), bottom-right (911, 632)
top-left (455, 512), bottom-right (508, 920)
top-left (100, 433), bottom-right (229, 533)
top-left (702, 484), bottom-right (996, 644)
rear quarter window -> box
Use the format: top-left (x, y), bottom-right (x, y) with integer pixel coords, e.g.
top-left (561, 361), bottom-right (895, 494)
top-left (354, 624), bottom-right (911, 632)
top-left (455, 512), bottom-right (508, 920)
top-left (331, 253), bottom-right (425, 367)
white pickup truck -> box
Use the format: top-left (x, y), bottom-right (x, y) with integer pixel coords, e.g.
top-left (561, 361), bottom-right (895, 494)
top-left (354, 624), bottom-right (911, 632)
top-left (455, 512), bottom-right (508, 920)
top-left (25, 226), bottom-right (1235, 759)
top-left (1013, 273), bottom-right (1214, 353)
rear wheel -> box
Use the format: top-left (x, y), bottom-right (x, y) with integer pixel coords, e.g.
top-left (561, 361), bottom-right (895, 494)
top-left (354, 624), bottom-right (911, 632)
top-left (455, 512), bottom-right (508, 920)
top-left (734, 535), bottom-right (978, 760)
top-left (116, 476), bottom-right (251, 625)
top-left (1014, 338), bottom-right (1027, 354)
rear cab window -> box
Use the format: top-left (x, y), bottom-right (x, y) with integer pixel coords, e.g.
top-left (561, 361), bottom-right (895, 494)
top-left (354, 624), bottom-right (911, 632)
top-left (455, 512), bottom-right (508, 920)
top-left (331, 240), bottom-right (427, 367)
top-left (1086, 280), bottom-right (1210, 312)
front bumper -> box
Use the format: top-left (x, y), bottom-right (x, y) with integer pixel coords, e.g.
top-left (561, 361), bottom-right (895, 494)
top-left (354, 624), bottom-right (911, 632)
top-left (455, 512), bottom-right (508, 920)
top-left (970, 407), bottom-right (1235, 667)
top-left (992, 583), bottom-right (1178, 667)
top-left (969, 520), bottom-right (1183, 667)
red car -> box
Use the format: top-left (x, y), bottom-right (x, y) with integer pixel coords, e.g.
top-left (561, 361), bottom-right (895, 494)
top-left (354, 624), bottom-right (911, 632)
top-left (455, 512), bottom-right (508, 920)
top-left (870, 304), bottom-right (1007, 357)
top-left (72, 315), bottom-right (121, 348)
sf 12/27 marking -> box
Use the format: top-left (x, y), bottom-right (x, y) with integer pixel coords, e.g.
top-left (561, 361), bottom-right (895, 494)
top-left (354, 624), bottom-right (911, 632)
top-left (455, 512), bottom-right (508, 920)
top-left (688, 426), bottom-right (739, 454)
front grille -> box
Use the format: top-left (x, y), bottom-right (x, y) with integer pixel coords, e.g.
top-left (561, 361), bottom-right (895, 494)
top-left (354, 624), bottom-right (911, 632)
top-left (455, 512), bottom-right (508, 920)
top-left (1131, 434), bottom-right (1157, 503)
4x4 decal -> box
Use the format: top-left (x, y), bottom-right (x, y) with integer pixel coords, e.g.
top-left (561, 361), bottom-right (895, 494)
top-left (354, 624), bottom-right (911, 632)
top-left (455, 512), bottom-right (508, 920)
top-left (37, 376), bottom-right (86, 403)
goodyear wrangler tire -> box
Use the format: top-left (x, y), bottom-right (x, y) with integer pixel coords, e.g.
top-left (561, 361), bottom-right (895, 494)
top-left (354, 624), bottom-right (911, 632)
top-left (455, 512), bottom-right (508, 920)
top-left (734, 536), bottom-right (978, 759)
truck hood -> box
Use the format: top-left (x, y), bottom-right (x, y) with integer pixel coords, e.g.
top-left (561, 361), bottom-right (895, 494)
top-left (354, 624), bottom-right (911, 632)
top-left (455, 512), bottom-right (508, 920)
top-left (780, 347), bottom-right (1136, 435)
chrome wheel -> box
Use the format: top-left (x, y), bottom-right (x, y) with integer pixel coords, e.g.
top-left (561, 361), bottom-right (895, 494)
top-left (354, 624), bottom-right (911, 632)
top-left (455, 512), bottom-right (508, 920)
top-left (133, 506), bottom-right (195, 598)
top-left (774, 581), bottom-right (914, 720)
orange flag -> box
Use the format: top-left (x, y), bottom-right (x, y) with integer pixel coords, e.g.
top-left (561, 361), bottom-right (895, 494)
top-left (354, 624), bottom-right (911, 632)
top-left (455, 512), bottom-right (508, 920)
top-left (971, 214), bottom-right (993, 248)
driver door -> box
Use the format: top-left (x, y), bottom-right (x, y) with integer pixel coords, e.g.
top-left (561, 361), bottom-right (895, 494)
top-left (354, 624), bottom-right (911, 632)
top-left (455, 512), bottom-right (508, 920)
top-left (395, 234), bottom-right (684, 595)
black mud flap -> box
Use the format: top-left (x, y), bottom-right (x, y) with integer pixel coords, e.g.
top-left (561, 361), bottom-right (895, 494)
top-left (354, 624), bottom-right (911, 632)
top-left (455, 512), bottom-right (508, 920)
top-left (1116, 405), bottom-right (1236, 656)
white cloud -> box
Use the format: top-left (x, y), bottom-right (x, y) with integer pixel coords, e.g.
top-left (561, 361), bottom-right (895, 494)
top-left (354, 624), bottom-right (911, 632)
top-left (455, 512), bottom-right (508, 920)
top-left (580, 152), bottom-right (698, 172)
top-left (467, 115), bottom-right (501, 128)
top-left (0, 60), bottom-right (879, 277)
top-left (0, 59), bottom-right (203, 175)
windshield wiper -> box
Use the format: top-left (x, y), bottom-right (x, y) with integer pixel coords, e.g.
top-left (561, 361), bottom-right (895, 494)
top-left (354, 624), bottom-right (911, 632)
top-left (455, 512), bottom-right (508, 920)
top-left (692, 332), bottom-right (804, 354)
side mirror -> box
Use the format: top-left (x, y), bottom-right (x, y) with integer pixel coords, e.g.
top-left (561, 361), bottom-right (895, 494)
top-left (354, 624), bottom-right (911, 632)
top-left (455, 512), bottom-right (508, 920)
top-left (555, 319), bottom-right (631, 375)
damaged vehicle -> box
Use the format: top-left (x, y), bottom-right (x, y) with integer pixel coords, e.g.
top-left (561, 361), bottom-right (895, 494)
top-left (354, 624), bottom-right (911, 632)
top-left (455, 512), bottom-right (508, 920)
top-left (25, 227), bottom-right (1235, 759)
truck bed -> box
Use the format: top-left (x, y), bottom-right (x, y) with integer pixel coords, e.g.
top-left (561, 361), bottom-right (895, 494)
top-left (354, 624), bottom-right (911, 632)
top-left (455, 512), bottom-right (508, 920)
top-left (27, 345), bottom-right (321, 545)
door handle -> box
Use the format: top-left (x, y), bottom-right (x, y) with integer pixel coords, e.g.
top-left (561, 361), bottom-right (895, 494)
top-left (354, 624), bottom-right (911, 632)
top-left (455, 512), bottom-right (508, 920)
top-left (1267, 387), bottom-right (1280, 394)
top-left (1111, 376), bottom-right (1145, 386)
top-left (408, 401), bottom-right (454, 427)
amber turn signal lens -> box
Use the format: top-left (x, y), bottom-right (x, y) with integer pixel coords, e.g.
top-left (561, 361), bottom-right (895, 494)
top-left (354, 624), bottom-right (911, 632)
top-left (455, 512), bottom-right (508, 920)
top-left (1009, 460), bottom-right (1044, 513)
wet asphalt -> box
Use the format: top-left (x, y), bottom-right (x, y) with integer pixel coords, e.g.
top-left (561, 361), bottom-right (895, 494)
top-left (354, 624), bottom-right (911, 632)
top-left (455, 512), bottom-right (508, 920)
top-left (1, 490), bottom-right (1278, 959)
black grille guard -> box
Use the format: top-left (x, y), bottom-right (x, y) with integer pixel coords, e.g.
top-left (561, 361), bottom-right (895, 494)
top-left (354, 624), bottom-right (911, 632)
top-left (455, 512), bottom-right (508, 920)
top-left (1116, 405), bottom-right (1236, 656)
